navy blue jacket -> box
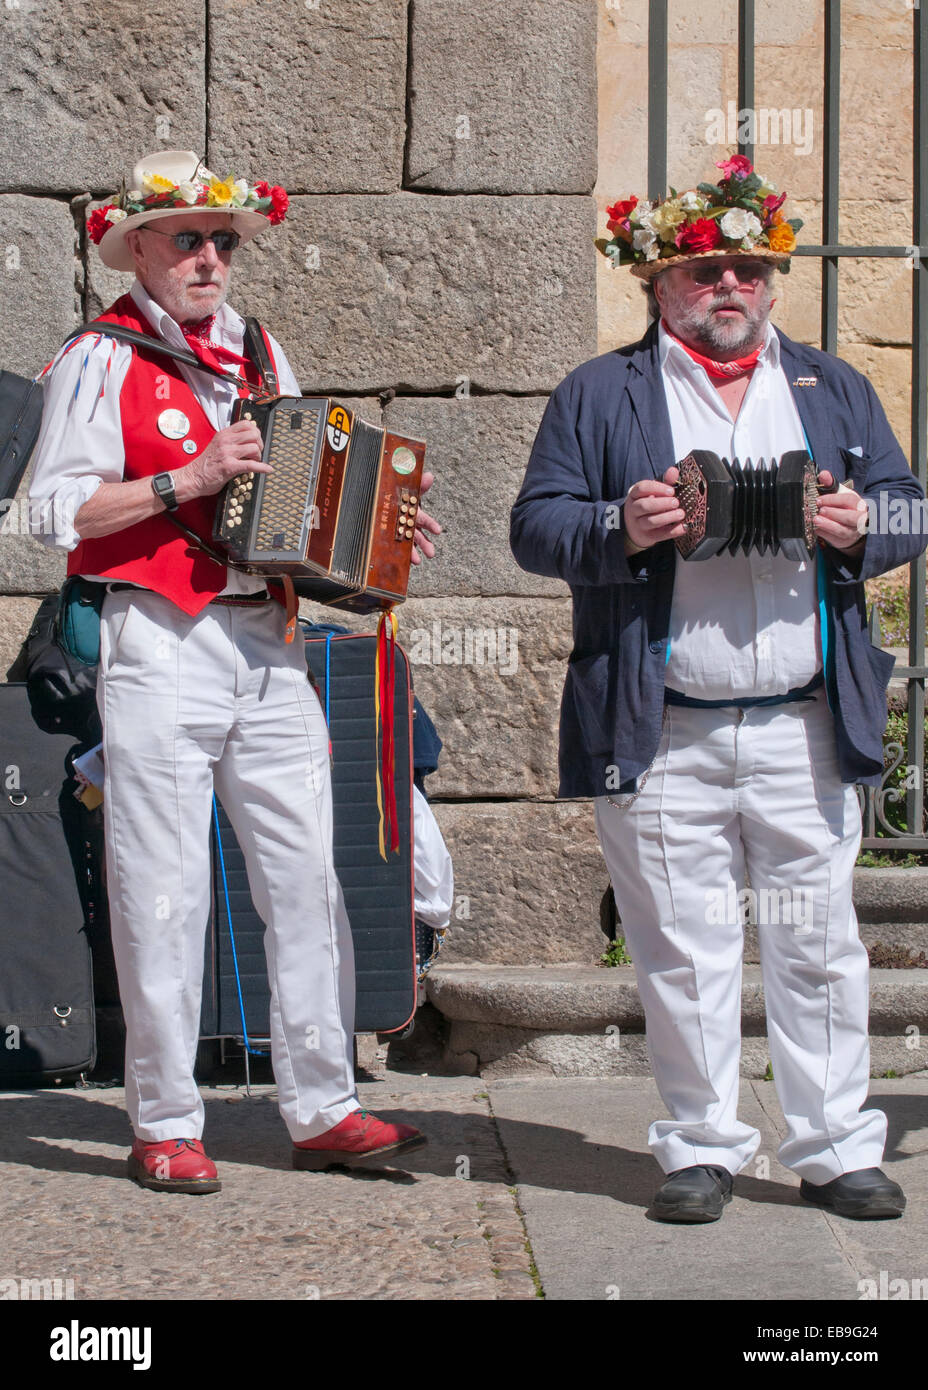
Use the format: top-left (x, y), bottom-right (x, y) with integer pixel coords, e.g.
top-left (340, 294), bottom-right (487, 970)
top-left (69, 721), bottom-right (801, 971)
top-left (510, 322), bottom-right (927, 796)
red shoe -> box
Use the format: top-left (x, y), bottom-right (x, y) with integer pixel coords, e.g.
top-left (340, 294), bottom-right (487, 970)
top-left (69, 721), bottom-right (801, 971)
top-left (128, 1138), bottom-right (221, 1194)
top-left (292, 1109), bottom-right (427, 1171)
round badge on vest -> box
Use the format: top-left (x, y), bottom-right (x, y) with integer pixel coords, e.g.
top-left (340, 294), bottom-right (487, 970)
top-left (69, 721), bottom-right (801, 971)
top-left (182, 440), bottom-right (198, 454)
top-left (157, 409), bottom-right (191, 440)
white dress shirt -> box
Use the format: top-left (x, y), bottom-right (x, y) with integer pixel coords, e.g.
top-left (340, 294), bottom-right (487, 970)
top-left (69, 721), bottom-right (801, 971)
top-left (29, 279), bottom-right (301, 596)
top-left (659, 319), bottom-right (822, 700)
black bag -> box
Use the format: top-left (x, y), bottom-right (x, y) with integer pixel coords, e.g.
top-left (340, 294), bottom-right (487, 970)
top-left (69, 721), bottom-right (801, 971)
top-left (0, 684), bottom-right (96, 1085)
top-left (21, 579), bottom-right (104, 744)
top-left (0, 370), bottom-right (44, 522)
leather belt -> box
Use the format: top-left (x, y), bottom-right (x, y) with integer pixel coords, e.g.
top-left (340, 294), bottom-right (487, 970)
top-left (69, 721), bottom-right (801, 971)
top-left (107, 583), bottom-right (270, 605)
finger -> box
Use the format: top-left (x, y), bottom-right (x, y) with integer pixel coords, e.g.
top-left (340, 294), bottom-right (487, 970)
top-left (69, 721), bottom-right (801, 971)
top-left (817, 470), bottom-right (834, 489)
top-left (662, 466), bottom-right (680, 485)
top-left (413, 529), bottom-right (436, 559)
top-left (415, 508), bottom-right (442, 536)
top-left (628, 479), bottom-right (676, 500)
top-left (418, 471), bottom-right (434, 497)
top-left (634, 494), bottom-right (685, 520)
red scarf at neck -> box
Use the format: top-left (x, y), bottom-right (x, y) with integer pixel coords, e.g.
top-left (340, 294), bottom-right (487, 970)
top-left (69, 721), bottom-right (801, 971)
top-left (180, 314), bottom-right (262, 397)
top-left (662, 321), bottom-right (764, 379)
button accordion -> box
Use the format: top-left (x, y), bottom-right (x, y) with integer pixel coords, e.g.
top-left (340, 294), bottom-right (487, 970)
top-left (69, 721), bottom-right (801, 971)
top-left (213, 396), bottom-right (426, 613)
top-left (673, 449), bottom-right (838, 562)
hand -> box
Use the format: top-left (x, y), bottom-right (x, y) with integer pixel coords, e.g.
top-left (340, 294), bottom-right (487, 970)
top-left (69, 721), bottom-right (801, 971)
top-left (177, 420), bottom-right (268, 500)
top-left (410, 470), bottom-right (441, 565)
top-left (814, 471), bottom-right (868, 554)
top-left (622, 467), bottom-right (685, 554)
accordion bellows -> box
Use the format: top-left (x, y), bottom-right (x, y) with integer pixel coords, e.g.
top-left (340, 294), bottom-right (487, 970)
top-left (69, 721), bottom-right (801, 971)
top-left (214, 396), bottom-right (426, 613)
top-left (674, 449), bottom-right (832, 562)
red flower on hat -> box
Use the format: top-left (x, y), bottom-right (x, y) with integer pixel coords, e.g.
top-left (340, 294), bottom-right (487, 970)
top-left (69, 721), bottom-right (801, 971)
top-left (606, 196), bottom-right (638, 232)
top-left (255, 181), bottom-right (289, 225)
top-left (676, 218), bottom-right (723, 254)
top-left (716, 154), bottom-right (753, 181)
top-left (86, 206), bottom-right (117, 245)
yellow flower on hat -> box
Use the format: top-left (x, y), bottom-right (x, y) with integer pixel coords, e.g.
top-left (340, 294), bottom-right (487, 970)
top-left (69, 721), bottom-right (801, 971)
top-left (142, 172), bottom-right (175, 195)
top-left (206, 177), bottom-right (235, 207)
top-left (767, 223), bottom-right (797, 253)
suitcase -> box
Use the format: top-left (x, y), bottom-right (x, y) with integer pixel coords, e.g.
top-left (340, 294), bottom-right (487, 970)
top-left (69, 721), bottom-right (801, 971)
top-left (200, 628), bottom-right (417, 1046)
top-left (0, 684), bottom-right (96, 1084)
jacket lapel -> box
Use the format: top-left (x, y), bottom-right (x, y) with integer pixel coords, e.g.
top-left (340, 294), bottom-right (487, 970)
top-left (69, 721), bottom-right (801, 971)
top-left (624, 322), bottom-right (677, 479)
top-left (776, 329), bottom-right (844, 480)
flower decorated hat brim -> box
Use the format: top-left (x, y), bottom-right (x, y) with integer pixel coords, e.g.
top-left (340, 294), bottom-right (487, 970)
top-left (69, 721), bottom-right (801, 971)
top-left (90, 149), bottom-right (289, 272)
top-left (596, 155), bottom-right (802, 281)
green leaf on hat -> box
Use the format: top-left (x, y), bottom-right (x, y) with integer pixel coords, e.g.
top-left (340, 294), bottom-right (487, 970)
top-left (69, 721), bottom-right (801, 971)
top-left (698, 182), bottom-right (724, 199)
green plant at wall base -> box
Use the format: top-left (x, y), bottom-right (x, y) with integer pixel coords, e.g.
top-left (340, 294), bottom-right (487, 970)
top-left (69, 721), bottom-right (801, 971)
top-left (763, 1062), bottom-right (774, 1081)
top-left (601, 938), bottom-right (632, 967)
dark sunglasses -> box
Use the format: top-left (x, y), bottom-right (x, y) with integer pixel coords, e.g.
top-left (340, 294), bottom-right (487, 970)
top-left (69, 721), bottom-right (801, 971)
top-left (687, 260), bottom-right (767, 286)
top-left (142, 226), bottom-right (241, 253)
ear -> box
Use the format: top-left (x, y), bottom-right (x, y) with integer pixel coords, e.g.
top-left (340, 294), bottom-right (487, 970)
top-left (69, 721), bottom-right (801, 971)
top-left (124, 228), bottom-right (148, 275)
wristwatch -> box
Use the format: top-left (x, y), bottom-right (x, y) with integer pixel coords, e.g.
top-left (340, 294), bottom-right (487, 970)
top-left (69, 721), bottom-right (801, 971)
top-left (151, 472), bottom-right (179, 512)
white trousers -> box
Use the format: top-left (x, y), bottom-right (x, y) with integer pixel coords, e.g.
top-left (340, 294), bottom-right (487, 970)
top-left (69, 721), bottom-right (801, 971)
top-left (97, 587), bottom-right (359, 1143)
top-left (594, 692), bottom-right (886, 1185)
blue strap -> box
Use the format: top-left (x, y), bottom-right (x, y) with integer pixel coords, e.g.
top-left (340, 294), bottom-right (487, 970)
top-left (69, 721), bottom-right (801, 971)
top-left (212, 796), bottom-right (268, 1057)
top-left (665, 670), bottom-right (824, 710)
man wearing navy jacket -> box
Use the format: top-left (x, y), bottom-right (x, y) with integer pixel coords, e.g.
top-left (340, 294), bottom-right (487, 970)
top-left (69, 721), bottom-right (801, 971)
top-left (510, 161), bottom-right (925, 1222)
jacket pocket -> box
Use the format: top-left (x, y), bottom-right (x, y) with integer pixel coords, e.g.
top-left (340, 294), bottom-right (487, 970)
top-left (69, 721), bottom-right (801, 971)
top-left (564, 651), bottom-right (613, 755)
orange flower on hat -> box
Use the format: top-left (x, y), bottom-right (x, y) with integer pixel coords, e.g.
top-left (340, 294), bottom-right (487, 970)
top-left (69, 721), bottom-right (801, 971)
top-left (767, 223), bottom-right (797, 253)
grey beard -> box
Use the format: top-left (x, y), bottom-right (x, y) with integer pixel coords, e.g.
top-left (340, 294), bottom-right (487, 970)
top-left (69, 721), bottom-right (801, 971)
top-left (665, 292), bottom-right (772, 357)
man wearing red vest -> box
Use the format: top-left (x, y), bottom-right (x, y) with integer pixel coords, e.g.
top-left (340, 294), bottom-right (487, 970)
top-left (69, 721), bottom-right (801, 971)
top-left (30, 150), bottom-right (437, 1193)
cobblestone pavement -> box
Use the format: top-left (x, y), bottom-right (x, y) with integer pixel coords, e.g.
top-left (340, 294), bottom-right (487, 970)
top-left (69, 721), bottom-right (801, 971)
top-left (0, 1075), bottom-right (537, 1302)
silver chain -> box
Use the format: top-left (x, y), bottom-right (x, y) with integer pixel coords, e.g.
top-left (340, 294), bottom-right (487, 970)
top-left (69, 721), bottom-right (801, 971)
top-left (604, 704), bottom-right (669, 810)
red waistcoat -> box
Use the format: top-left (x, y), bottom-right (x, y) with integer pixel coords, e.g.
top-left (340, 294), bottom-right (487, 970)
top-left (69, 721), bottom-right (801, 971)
top-left (66, 295), bottom-right (279, 617)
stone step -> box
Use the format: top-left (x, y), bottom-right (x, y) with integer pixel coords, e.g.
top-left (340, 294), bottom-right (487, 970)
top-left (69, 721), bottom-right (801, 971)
top-left (426, 964), bottom-right (928, 1080)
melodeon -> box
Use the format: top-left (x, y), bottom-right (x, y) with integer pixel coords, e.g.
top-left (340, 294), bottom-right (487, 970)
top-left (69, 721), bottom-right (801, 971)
top-left (673, 449), bottom-right (837, 562)
top-left (214, 396), bottom-right (426, 613)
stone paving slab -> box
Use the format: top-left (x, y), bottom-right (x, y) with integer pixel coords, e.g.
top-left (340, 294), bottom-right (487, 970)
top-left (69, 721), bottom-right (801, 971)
top-left (487, 1075), bottom-right (928, 1302)
top-left (2, 1072), bottom-right (924, 1303)
top-left (0, 1077), bottom-right (535, 1302)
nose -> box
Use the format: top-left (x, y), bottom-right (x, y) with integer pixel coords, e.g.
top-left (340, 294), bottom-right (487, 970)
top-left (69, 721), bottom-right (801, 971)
top-left (717, 266), bottom-right (741, 288)
top-left (195, 236), bottom-right (221, 268)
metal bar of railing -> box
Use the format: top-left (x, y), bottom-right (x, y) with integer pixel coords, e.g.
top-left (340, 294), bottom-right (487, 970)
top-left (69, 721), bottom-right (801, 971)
top-left (822, 0), bottom-right (840, 356)
top-left (647, 0), bottom-right (668, 202)
top-left (906, 0), bottom-right (927, 845)
top-left (738, 0), bottom-right (755, 167)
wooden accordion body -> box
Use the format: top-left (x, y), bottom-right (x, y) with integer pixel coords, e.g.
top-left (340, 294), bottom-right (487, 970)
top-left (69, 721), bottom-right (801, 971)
top-left (674, 449), bottom-right (830, 562)
top-left (215, 397), bottom-right (426, 613)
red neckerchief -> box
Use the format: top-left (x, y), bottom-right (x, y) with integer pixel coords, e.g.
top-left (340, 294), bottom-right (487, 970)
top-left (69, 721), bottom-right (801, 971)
top-left (181, 315), bottom-right (262, 398)
top-left (662, 321), bottom-right (763, 379)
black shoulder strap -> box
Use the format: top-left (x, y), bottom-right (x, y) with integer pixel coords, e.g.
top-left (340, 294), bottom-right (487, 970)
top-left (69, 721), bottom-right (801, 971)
top-left (58, 320), bottom-right (277, 398)
top-left (243, 317), bottom-right (278, 395)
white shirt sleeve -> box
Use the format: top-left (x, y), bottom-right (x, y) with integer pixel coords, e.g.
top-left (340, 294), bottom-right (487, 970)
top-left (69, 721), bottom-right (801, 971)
top-left (28, 335), bottom-right (133, 552)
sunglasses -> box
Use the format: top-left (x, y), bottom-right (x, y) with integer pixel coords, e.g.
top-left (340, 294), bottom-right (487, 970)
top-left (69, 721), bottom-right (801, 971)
top-left (141, 226), bottom-right (241, 253)
top-left (686, 260), bottom-right (768, 286)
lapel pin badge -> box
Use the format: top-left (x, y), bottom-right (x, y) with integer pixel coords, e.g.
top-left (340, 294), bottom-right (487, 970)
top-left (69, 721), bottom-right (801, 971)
top-left (792, 376), bottom-right (817, 387)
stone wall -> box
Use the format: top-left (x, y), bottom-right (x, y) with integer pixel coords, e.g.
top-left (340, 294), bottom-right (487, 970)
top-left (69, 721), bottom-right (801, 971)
top-left (0, 0), bottom-right (602, 964)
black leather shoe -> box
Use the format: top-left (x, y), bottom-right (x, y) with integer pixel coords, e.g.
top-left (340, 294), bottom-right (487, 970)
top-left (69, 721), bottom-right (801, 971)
top-left (649, 1164), bottom-right (734, 1223)
top-left (799, 1167), bottom-right (905, 1219)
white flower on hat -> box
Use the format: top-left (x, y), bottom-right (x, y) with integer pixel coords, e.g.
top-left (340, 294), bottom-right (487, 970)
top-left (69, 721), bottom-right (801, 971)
top-left (231, 179), bottom-right (250, 206)
top-left (632, 228), bottom-right (658, 253)
top-left (104, 207), bottom-right (127, 225)
top-left (680, 190), bottom-right (706, 212)
top-left (176, 180), bottom-right (200, 204)
top-left (720, 208), bottom-right (762, 241)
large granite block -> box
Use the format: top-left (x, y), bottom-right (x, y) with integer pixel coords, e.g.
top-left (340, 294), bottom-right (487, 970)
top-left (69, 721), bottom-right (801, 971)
top-left (383, 395), bottom-right (566, 600)
top-left (0, 2), bottom-right (205, 191)
top-left (390, 596), bottom-right (572, 800)
top-left (0, 596), bottom-right (41, 678)
top-left (0, 196), bottom-right (78, 375)
top-left (406, 0), bottom-right (596, 194)
top-left (429, 801), bottom-right (609, 965)
top-left (208, 0), bottom-right (407, 193)
top-left (228, 194), bottom-right (596, 392)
